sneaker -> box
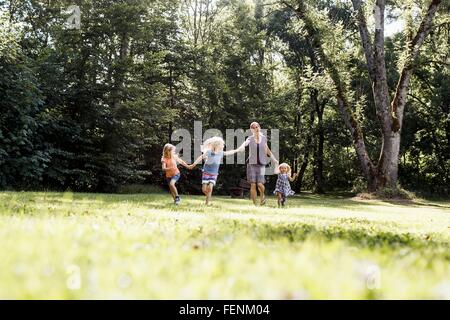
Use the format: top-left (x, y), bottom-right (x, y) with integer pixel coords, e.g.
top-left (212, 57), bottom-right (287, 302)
top-left (174, 196), bottom-right (181, 205)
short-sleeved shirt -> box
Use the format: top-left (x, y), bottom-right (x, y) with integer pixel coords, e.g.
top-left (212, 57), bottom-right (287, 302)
top-left (202, 150), bottom-right (224, 175)
top-left (162, 157), bottom-right (180, 178)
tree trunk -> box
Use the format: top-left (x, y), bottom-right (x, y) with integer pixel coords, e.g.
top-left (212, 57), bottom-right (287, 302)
top-left (314, 98), bottom-right (325, 193)
top-left (105, 32), bottom-right (130, 154)
top-left (297, 153), bottom-right (309, 192)
top-left (9, 0), bottom-right (14, 23)
top-left (296, 106), bottom-right (315, 192)
top-left (306, 40), bottom-right (326, 193)
top-left (285, 0), bottom-right (442, 192)
top-left (293, 69), bottom-right (307, 193)
top-left (309, 89), bottom-right (325, 194)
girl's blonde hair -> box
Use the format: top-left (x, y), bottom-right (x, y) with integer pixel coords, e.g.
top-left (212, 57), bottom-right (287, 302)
top-left (201, 136), bottom-right (225, 153)
top-left (162, 143), bottom-right (175, 159)
top-left (277, 163), bottom-right (292, 174)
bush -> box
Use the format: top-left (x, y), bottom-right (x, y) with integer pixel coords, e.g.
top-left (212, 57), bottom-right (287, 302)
top-left (352, 176), bottom-right (416, 200)
top-left (356, 185), bottom-right (416, 201)
top-left (375, 186), bottom-right (416, 200)
top-left (351, 176), bottom-right (367, 194)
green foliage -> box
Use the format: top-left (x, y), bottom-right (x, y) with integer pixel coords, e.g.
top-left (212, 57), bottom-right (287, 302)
top-left (351, 176), bottom-right (367, 194)
top-left (398, 15), bottom-right (450, 195)
top-left (0, 0), bottom-right (448, 194)
top-left (0, 16), bottom-right (49, 188)
top-left (374, 187), bottom-right (416, 200)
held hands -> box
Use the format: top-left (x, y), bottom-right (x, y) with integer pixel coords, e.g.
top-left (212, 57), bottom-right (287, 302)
top-left (273, 159), bottom-right (280, 174)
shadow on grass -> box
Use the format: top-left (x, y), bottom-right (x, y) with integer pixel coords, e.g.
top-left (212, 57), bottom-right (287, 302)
top-left (349, 197), bottom-right (450, 209)
top-left (296, 191), bottom-right (450, 208)
top-left (1, 192), bottom-right (449, 212)
top-left (239, 221), bottom-right (450, 259)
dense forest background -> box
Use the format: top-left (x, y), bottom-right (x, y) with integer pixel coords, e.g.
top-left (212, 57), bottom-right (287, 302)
top-left (0, 0), bottom-right (448, 196)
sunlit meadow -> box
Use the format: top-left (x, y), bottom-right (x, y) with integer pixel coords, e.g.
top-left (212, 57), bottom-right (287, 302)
top-left (0, 191), bottom-right (449, 299)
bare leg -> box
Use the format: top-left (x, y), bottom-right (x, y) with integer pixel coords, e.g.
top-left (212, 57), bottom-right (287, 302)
top-left (167, 184), bottom-right (174, 199)
top-left (202, 184), bottom-right (208, 203)
top-left (250, 183), bottom-right (257, 205)
top-left (206, 184), bottom-right (213, 205)
top-left (257, 183), bottom-right (265, 205)
top-left (169, 181), bottom-right (178, 200)
top-left (277, 192), bottom-right (282, 207)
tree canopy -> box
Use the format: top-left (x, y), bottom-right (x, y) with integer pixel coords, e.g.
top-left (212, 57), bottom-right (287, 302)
top-left (0, 0), bottom-right (448, 196)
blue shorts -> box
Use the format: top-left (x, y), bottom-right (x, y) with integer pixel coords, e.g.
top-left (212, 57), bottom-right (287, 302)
top-left (166, 173), bottom-right (180, 184)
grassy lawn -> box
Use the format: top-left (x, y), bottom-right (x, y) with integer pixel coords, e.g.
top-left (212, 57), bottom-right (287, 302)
top-left (0, 191), bottom-right (449, 299)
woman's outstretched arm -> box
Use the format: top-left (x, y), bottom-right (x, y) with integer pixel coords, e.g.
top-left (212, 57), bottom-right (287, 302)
top-left (225, 138), bottom-right (251, 156)
top-left (234, 140), bottom-right (248, 153)
top-left (224, 148), bottom-right (240, 156)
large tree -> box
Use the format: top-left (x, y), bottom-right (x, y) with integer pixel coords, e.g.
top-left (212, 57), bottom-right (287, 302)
top-left (281, 0), bottom-right (443, 191)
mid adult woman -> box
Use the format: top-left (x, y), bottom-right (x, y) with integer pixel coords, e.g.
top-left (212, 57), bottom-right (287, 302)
top-left (235, 122), bottom-right (278, 205)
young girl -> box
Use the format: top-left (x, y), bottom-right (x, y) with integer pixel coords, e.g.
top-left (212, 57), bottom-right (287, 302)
top-left (161, 143), bottom-right (190, 205)
top-left (273, 163), bottom-right (298, 207)
top-left (189, 137), bottom-right (238, 205)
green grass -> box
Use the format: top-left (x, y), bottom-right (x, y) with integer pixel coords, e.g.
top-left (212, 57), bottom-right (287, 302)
top-left (0, 191), bottom-right (449, 299)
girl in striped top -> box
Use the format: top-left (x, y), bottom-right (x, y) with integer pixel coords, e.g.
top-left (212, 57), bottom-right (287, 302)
top-left (189, 137), bottom-right (239, 205)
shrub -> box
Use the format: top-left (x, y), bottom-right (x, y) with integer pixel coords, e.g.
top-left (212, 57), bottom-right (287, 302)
top-left (351, 176), bottom-right (367, 194)
top-left (375, 186), bottom-right (416, 200)
top-left (354, 182), bottom-right (416, 201)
